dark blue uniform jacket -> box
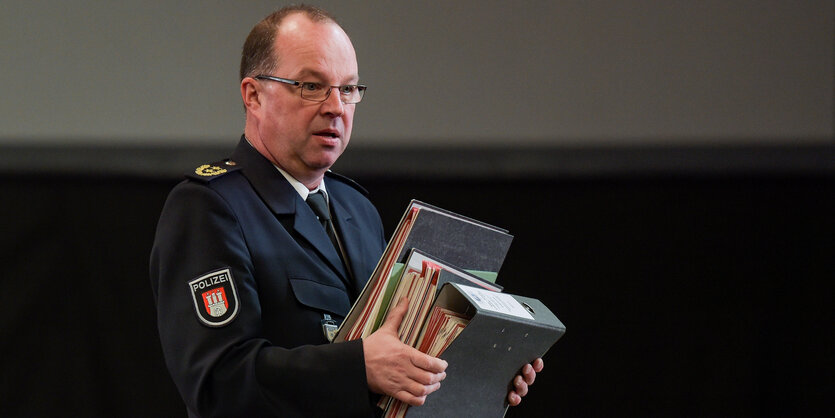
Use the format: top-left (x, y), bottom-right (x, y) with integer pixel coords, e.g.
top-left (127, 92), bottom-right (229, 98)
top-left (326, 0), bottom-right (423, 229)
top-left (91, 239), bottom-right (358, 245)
top-left (150, 137), bottom-right (386, 417)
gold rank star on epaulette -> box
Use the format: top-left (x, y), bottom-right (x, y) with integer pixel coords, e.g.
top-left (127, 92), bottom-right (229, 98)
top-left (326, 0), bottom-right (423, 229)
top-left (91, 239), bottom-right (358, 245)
top-left (186, 160), bottom-right (241, 182)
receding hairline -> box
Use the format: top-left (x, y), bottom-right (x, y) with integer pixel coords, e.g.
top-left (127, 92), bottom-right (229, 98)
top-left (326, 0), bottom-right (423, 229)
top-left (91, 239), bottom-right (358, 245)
top-left (274, 11), bottom-right (349, 45)
top-left (239, 6), bottom-right (344, 81)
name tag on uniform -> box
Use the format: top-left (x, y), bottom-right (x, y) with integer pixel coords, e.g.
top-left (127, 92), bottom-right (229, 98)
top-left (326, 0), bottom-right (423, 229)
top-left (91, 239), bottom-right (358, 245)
top-left (321, 314), bottom-right (339, 342)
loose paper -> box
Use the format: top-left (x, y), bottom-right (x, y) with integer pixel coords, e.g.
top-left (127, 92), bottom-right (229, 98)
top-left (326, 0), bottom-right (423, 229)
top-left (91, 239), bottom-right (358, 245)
top-left (459, 285), bottom-right (533, 320)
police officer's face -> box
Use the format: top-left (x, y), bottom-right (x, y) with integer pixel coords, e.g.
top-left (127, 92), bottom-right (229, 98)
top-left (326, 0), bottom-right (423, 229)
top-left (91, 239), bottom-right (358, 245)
top-left (250, 14), bottom-right (358, 184)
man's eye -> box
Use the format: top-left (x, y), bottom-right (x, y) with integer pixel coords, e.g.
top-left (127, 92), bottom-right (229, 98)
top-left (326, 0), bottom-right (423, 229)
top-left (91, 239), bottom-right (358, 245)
top-left (339, 85), bottom-right (357, 95)
top-left (302, 83), bottom-right (322, 92)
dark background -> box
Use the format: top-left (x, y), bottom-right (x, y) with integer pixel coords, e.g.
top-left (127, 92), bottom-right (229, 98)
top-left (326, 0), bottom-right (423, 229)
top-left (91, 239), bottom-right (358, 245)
top-left (1, 145), bottom-right (832, 417)
top-left (0, 1), bottom-right (832, 416)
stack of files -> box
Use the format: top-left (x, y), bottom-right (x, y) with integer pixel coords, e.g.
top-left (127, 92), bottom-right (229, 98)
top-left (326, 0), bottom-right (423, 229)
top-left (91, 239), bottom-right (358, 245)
top-left (375, 249), bottom-right (502, 412)
top-left (415, 306), bottom-right (470, 357)
top-left (331, 200), bottom-right (565, 416)
top-left (383, 303), bottom-right (471, 418)
top-left (334, 200), bottom-right (513, 343)
top-left (387, 283), bottom-right (566, 417)
top-left (384, 249), bottom-right (502, 347)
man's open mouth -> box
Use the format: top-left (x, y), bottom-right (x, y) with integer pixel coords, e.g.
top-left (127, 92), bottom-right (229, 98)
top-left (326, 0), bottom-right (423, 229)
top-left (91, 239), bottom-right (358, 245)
top-left (314, 131), bottom-right (339, 138)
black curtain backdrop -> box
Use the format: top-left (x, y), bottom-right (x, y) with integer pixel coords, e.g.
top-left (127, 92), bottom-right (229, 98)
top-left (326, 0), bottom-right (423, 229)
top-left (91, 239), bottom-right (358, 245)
top-left (1, 171), bottom-right (832, 417)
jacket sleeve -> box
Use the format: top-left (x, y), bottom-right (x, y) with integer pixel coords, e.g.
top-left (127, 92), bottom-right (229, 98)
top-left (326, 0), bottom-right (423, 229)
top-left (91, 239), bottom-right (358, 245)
top-left (150, 181), bottom-right (375, 417)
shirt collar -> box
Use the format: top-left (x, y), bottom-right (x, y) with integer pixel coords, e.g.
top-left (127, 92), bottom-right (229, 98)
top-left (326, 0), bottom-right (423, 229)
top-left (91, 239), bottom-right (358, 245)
top-left (273, 165), bottom-right (328, 202)
top-left (242, 135), bottom-right (328, 202)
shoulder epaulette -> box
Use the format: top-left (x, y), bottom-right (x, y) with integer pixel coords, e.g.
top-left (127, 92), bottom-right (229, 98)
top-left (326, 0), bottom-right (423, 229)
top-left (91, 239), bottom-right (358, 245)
top-left (186, 159), bottom-right (242, 182)
top-left (325, 170), bottom-right (369, 196)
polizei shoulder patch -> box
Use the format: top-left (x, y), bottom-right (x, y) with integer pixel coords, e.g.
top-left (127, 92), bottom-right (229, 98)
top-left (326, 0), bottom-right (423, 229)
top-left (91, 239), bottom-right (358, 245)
top-left (188, 268), bottom-right (240, 327)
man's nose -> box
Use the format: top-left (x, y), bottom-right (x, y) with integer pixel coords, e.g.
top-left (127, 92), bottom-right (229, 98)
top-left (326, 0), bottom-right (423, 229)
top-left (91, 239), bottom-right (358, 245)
top-left (320, 87), bottom-right (345, 116)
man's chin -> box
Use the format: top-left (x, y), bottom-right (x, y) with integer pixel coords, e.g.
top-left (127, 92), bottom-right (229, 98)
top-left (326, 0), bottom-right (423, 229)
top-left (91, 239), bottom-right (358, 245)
top-left (306, 157), bottom-right (340, 173)
top-left (311, 148), bottom-right (345, 169)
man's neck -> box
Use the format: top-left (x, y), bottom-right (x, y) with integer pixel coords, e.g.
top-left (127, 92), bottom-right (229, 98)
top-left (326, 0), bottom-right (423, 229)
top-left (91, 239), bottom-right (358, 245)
top-left (278, 165), bottom-right (324, 191)
top-left (273, 164), bottom-right (327, 201)
top-left (243, 131), bottom-right (325, 189)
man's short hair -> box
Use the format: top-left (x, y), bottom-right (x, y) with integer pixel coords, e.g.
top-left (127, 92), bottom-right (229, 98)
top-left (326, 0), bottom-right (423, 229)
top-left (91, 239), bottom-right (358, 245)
top-left (240, 5), bottom-right (338, 81)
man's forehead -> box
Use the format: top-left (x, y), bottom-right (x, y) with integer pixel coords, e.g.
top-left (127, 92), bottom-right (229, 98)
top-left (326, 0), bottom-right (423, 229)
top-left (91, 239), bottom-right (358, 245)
top-left (272, 15), bottom-right (358, 81)
top-left (274, 13), bottom-right (348, 49)
top-left (273, 49), bottom-right (359, 83)
top-left (293, 67), bottom-right (359, 83)
top-left (275, 13), bottom-right (310, 35)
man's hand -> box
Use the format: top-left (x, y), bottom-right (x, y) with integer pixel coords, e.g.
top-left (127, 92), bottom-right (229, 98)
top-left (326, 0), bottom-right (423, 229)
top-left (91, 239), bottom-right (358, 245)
top-left (507, 358), bottom-right (544, 406)
top-left (363, 297), bottom-right (448, 406)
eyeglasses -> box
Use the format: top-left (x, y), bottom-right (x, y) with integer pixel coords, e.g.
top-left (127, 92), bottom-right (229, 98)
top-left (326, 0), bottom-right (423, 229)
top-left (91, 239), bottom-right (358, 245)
top-left (254, 75), bottom-right (366, 104)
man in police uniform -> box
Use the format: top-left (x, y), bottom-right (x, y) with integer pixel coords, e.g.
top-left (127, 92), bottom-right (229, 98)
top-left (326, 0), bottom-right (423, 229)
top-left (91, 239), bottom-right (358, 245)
top-left (150, 6), bottom-right (542, 417)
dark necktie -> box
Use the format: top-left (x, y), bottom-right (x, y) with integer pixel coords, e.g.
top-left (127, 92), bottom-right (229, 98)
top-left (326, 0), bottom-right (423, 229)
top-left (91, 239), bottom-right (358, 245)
top-left (306, 191), bottom-right (340, 254)
top-left (306, 190), bottom-right (357, 298)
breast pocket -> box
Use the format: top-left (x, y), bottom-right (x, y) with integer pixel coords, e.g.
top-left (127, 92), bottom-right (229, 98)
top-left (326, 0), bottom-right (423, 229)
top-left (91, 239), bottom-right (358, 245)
top-left (288, 277), bottom-right (352, 318)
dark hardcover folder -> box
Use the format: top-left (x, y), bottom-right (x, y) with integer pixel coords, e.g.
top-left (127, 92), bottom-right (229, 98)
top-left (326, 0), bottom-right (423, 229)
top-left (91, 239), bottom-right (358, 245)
top-left (391, 201), bottom-right (513, 273)
top-left (403, 282), bottom-right (566, 417)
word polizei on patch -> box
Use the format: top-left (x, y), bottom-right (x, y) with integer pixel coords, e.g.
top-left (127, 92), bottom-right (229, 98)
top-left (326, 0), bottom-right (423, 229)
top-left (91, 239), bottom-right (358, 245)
top-left (189, 268), bottom-right (240, 327)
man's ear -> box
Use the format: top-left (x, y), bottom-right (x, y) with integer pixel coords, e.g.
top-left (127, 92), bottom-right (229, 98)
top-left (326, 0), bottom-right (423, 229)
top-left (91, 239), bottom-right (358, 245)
top-left (241, 77), bottom-right (261, 112)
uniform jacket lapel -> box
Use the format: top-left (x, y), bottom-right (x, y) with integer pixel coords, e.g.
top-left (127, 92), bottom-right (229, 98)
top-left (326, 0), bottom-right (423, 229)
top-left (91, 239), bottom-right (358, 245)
top-left (329, 196), bottom-right (365, 291)
top-left (229, 137), bottom-right (350, 286)
top-left (291, 199), bottom-right (349, 282)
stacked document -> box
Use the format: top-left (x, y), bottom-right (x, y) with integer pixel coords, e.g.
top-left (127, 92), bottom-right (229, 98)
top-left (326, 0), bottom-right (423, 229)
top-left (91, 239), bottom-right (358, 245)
top-left (376, 249), bottom-right (501, 413)
top-left (384, 306), bottom-right (470, 418)
top-left (399, 283), bottom-right (566, 418)
top-left (332, 200), bottom-right (566, 417)
top-left (334, 200), bottom-right (512, 343)
top-left (384, 249), bottom-right (502, 347)
top-left (388, 258), bottom-right (440, 346)
top-left (416, 306), bottom-right (469, 357)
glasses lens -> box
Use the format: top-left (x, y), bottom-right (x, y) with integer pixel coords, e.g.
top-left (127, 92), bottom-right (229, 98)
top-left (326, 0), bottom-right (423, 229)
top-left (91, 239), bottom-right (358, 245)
top-left (339, 86), bottom-right (365, 104)
top-left (349, 86), bottom-right (366, 104)
top-left (299, 83), bottom-right (365, 104)
top-left (300, 83), bottom-right (328, 101)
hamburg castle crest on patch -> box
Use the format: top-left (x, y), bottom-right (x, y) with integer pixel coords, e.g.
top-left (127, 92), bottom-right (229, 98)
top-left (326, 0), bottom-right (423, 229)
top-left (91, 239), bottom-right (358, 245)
top-left (188, 268), bottom-right (239, 327)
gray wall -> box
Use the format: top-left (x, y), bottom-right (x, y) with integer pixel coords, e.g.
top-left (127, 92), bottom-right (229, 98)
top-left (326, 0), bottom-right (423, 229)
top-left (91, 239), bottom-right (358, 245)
top-left (1, 0), bottom-right (832, 147)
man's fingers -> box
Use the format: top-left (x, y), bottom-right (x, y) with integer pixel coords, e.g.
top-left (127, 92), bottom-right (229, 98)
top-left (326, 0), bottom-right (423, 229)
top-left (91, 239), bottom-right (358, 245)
top-left (394, 381), bottom-right (441, 406)
top-left (380, 297), bottom-right (409, 333)
top-left (522, 363), bottom-right (536, 385)
top-left (409, 349), bottom-right (448, 373)
top-left (394, 392), bottom-right (427, 407)
top-left (533, 358), bottom-right (544, 373)
top-left (408, 381), bottom-right (440, 398)
top-left (364, 322), bottom-right (449, 403)
top-left (513, 375), bottom-right (529, 397)
top-left (506, 359), bottom-right (542, 408)
top-left (405, 366), bottom-right (446, 386)
top-left (404, 348), bottom-right (447, 386)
